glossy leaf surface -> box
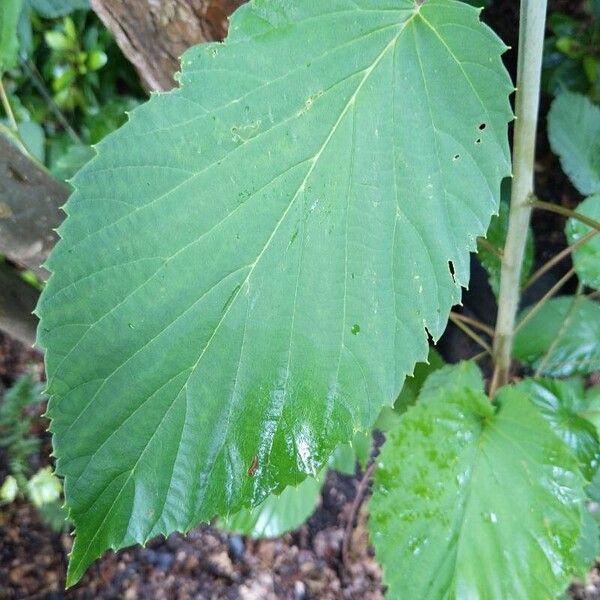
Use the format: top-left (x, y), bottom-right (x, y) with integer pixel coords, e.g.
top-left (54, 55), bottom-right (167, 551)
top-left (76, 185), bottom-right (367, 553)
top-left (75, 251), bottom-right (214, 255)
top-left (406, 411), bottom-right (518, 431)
top-left (515, 377), bottom-right (600, 480)
top-left (566, 194), bottom-right (600, 290)
top-left (513, 296), bottom-right (600, 376)
top-left (37, 0), bottom-right (511, 583)
top-left (369, 367), bottom-right (587, 599)
top-left (219, 473), bottom-right (322, 539)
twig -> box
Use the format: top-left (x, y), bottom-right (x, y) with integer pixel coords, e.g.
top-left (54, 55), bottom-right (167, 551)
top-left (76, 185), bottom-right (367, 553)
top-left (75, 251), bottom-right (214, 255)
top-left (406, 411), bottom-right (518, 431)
top-left (530, 199), bottom-right (600, 232)
top-left (514, 267), bottom-right (575, 334)
top-left (0, 79), bottom-right (18, 132)
top-left (449, 313), bottom-right (493, 355)
top-left (19, 59), bottom-right (81, 144)
top-left (534, 283), bottom-right (582, 377)
top-left (450, 311), bottom-right (495, 337)
top-left (342, 461), bottom-right (375, 570)
top-left (523, 229), bottom-right (599, 290)
top-left (477, 236), bottom-right (503, 258)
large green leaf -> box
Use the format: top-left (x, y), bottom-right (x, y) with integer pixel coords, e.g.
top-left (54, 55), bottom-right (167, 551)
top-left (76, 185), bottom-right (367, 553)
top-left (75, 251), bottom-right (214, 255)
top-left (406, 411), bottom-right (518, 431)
top-left (218, 472), bottom-right (322, 538)
top-left (369, 371), bottom-right (588, 599)
top-left (566, 194), bottom-right (600, 290)
top-left (37, 0), bottom-right (511, 583)
top-left (513, 296), bottom-right (600, 376)
top-left (0, 0), bottom-right (22, 73)
top-left (548, 91), bottom-right (600, 196)
top-left (514, 377), bottom-right (600, 480)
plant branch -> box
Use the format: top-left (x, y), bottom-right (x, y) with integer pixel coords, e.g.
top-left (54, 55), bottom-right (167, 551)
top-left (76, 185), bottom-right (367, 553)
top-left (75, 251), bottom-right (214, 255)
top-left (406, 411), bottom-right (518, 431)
top-left (449, 313), bottom-right (494, 354)
top-left (515, 267), bottom-right (575, 334)
top-left (342, 461), bottom-right (375, 570)
top-left (534, 282), bottom-right (582, 377)
top-left (477, 236), bottom-right (503, 258)
top-left (530, 199), bottom-right (600, 232)
top-left (450, 311), bottom-right (495, 337)
top-left (0, 79), bottom-right (18, 132)
top-left (491, 0), bottom-right (548, 396)
top-left (20, 60), bottom-right (81, 144)
top-left (523, 229), bottom-right (599, 290)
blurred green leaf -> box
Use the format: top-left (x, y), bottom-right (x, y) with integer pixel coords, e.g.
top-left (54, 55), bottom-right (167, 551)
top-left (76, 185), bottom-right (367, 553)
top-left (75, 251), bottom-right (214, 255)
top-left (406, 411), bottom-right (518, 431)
top-left (514, 296), bottom-right (600, 377)
top-left (44, 30), bottom-right (71, 51)
top-left (478, 199), bottom-right (534, 298)
top-left (27, 466), bottom-right (62, 507)
top-left (17, 118), bottom-right (44, 161)
top-left (0, 0), bottom-right (22, 73)
top-left (219, 474), bottom-right (323, 539)
top-left (28, 0), bottom-right (89, 19)
top-left (566, 194), bottom-right (600, 290)
top-left (0, 475), bottom-right (18, 503)
top-left (548, 91), bottom-right (600, 196)
top-left (49, 141), bottom-right (94, 181)
top-left (374, 347), bottom-right (445, 433)
top-left (86, 49), bottom-right (106, 71)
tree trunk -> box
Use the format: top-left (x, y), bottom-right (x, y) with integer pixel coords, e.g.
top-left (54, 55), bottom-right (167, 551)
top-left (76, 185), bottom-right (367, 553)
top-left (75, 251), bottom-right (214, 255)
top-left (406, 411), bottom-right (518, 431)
top-left (0, 133), bottom-right (68, 347)
top-left (90, 0), bottom-right (246, 91)
top-left (0, 263), bottom-right (39, 347)
top-left (0, 134), bottom-right (68, 280)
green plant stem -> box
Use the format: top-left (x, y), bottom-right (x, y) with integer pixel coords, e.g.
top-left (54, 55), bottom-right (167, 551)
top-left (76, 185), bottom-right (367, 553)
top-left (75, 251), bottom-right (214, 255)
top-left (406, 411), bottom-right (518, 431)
top-left (530, 199), bottom-right (600, 232)
top-left (514, 267), bottom-right (575, 334)
top-left (0, 79), bottom-right (18, 132)
top-left (523, 229), bottom-right (599, 290)
top-left (491, 0), bottom-right (548, 396)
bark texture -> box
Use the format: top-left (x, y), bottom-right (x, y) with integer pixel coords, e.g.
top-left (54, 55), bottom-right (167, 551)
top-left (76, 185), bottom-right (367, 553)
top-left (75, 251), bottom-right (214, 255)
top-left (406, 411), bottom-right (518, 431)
top-left (90, 0), bottom-right (246, 91)
top-left (0, 263), bottom-right (39, 347)
top-left (0, 134), bottom-right (68, 280)
top-left (0, 134), bottom-right (68, 346)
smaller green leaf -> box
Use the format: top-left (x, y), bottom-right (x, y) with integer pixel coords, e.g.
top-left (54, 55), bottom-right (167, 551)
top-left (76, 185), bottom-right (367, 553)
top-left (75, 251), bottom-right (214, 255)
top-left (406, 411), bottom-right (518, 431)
top-left (49, 143), bottom-right (94, 182)
top-left (369, 374), bottom-right (588, 599)
top-left (566, 194), bottom-right (600, 290)
top-left (219, 474), bottom-right (322, 539)
top-left (86, 49), bottom-right (106, 71)
top-left (548, 91), bottom-right (600, 195)
top-left (478, 199), bottom-right (534, 297)
top-left (0, 0), bottom-right (22, 73)
top-left (418, 359), bottom-right (485, 402)
top-left (514, 296), bottom-right (600, 376)
top-left (515, 377), bottom-right (600, 480)
top-left (27, 466), bottom-right (62, 508)
top-left (374, 348), bottom-right (445, 433)
top-left (0, 475), bottom-right (18, 503)
top-left (44, 30), bottom-right (71, 51)
top-left (329, 443), bottom-right (356, 475)
top-left (582, 386), bottom-right (600, 433)
top-left (329, 431), bottom-right (372, 474)
top-left (17, 120), bottom-right (44, 162)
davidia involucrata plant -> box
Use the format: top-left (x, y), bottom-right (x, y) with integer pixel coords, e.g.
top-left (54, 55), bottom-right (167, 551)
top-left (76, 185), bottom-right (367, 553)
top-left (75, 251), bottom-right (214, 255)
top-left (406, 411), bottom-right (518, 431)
top-left (36, 0), bottom-right (512, 583)
top-left (369, 363), bottom-right (593, 599)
